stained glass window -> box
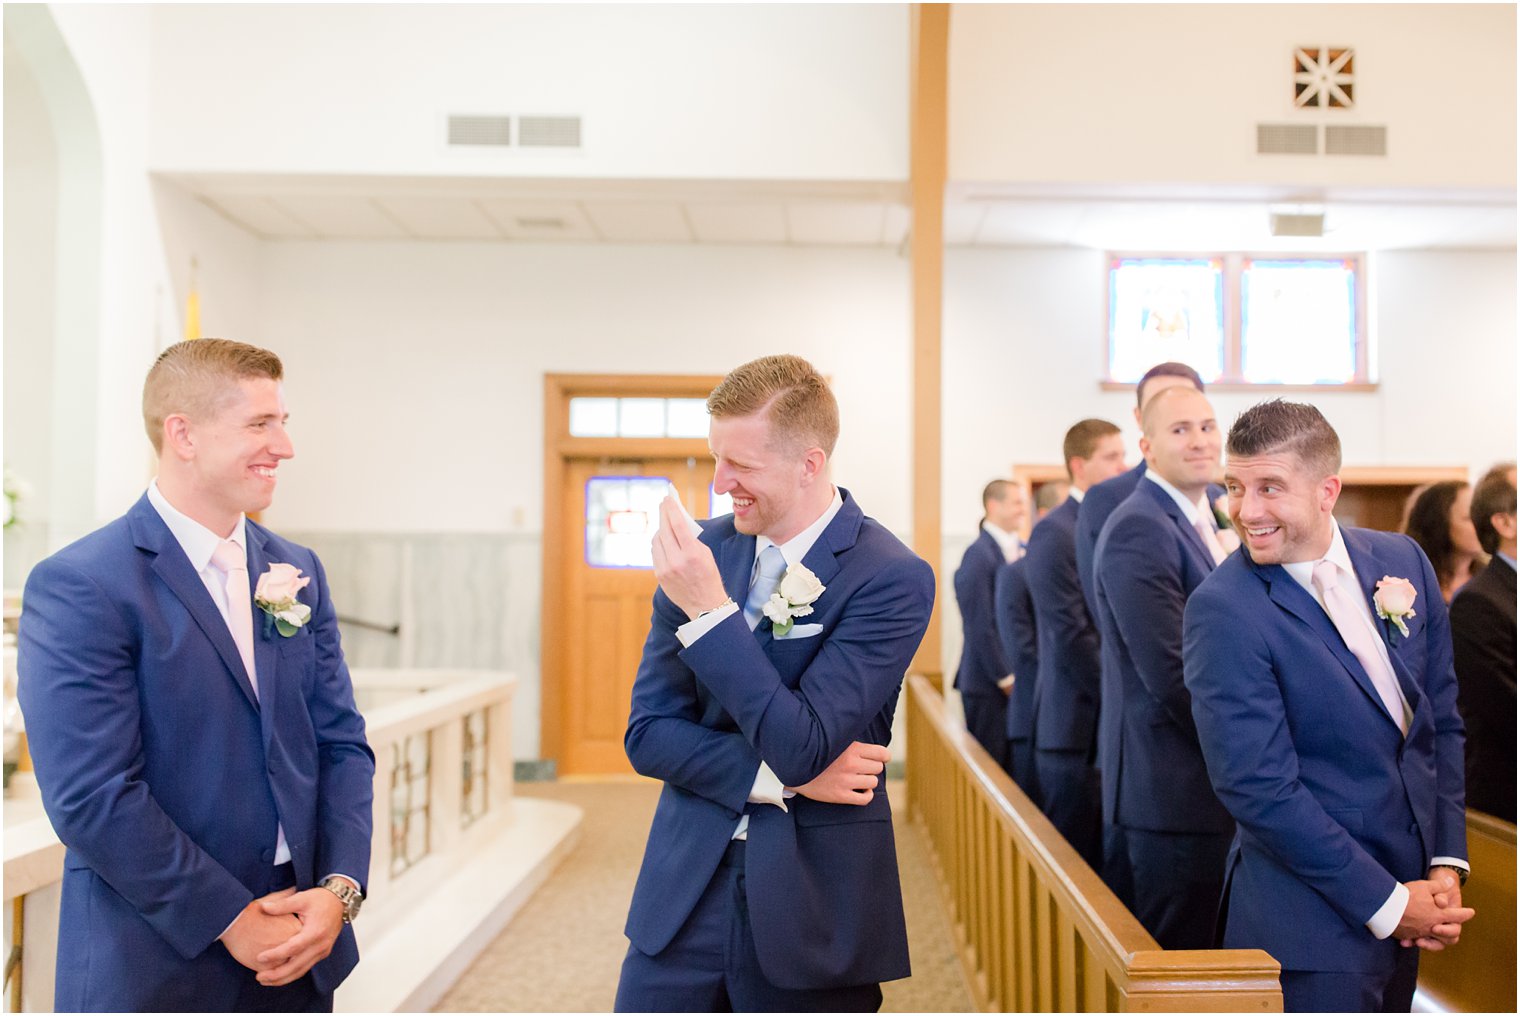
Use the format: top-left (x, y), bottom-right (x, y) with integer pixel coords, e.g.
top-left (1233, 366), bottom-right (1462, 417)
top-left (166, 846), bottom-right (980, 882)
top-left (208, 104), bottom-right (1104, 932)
top-left (1108, 257), bottom-right (1225, 384)
top-left (1241, 258), bottom-right (1358, 384)
top-left (585, 476), bottom-right (671, 569)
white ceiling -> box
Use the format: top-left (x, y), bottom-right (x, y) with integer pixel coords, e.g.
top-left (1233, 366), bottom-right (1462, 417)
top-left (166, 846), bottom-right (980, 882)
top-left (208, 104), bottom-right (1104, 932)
top-left (159, 173), bottom-right (1516, 252)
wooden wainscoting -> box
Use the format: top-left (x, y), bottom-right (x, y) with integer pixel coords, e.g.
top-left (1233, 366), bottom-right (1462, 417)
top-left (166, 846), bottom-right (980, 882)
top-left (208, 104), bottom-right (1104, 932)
top-left (904, 675), bottom-right (1282, 1012)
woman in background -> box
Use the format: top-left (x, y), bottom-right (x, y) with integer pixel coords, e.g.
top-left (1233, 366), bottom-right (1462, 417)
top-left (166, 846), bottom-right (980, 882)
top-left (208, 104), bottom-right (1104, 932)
top-left (1405, 480), bottom-right (1486, 601)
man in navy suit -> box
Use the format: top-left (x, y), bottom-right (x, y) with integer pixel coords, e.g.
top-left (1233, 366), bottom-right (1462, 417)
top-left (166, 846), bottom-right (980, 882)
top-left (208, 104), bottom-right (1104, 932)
top-left (1449, 464), bottom-right (1516, 821)
top-left (616, 355), bottom-right (934, 1012)
top-left (18, 340), bottom-right (374, 1011)
top-left (1026, 419), bottom-right (1127, 870)
top-left (994, 556), bottom-right (1040, 798)
top-left (1091, 386), bottom-right (1235, 947)
top-left (1075, 362), bottom-right (1207, 623)
top-left (953, 480), bottom-right (1028, 765)
top-left (1184, 400), bottom-right (1473, 1012)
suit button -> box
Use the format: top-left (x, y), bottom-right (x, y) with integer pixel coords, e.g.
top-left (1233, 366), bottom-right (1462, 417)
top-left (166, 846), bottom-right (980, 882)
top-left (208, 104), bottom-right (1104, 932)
top-left (1409, 822), bottom-right (1419, 834)
top-left (261, 848), bottom-right (275, 864)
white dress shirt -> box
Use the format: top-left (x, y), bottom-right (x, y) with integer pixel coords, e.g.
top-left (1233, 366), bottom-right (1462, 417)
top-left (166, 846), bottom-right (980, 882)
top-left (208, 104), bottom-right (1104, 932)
top-left (1280, 520), bottom-right (1467, 938)
top-left (675, 487), bottom-right (845, 840)
top-left (982, 521), bottom-right (1024, 564)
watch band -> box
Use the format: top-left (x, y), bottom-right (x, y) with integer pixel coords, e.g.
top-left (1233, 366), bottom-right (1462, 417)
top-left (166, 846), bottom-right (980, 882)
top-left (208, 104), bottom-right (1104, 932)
top-left (318, 876), bottom-right (364, 923)
top-left (1432, 863), bottom-right (1469, 887)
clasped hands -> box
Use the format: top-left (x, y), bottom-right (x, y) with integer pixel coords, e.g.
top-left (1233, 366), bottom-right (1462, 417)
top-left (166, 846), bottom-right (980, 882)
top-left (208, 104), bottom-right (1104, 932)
top-left (220, 884), bottom-right (348, 986)
top-left (1394, 868), bottom-right (1474, 952)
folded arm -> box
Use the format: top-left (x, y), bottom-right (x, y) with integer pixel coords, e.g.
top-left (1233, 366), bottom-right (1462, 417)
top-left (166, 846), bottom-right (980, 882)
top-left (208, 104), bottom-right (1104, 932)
top-left (679, 555), bottom-right (934, 789)
top-left (1101, 515), bottom-right (1194, 729)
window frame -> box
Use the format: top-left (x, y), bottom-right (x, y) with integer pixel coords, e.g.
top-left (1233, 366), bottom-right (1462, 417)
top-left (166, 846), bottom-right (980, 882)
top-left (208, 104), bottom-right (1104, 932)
top-left (1101, 250), bottom-right (1373, 392)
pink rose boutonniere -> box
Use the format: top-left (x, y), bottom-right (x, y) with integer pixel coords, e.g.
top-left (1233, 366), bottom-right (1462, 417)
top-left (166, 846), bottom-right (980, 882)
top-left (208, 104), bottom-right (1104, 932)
top-left (1373, 575), bottom-right (1418, 639)
top-left (255, 562), bottom-right (313, 637)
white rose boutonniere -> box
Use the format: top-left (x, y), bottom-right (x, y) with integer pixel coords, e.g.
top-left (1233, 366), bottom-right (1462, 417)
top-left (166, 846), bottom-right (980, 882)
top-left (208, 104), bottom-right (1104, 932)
top-left (255, 562), bottom-right (313, 637)
top-left (1372, 575), bottom-right (1418, 639)
top-left (761, 563), bottom-right (826, 637)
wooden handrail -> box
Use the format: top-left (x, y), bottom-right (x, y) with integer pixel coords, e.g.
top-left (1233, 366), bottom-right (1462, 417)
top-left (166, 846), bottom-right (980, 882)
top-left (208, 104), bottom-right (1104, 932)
top-left (904, 674), bottom-right (1282, 1012)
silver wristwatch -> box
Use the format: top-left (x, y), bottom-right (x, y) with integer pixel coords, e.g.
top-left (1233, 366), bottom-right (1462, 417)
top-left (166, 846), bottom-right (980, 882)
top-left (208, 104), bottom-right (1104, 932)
top-left (318, 877), bottom-right (364, 923)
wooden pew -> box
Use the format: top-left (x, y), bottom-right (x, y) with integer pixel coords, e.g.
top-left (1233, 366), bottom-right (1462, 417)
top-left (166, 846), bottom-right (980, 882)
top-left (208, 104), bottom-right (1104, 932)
top-left (1416, 809), bottom-right (1517, 1013)
top-left (905, 675), bottom-right (1281, 1012)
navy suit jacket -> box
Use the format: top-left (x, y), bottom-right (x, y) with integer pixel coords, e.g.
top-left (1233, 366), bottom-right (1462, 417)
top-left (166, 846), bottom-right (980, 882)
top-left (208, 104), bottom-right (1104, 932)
top-left (17, 495), bottom-right (375, 1011)
top-left (1183, 526), bottom-right (1467, 973)
top-left (953, 529), bottom-right (1011, 697)
top-left (623, 488), bottom-right (934, 990)
top-left (995, 558), bottom-right (1039, 744)
top-left (1075, 462), bottom-right (1146, 622)
top-left (1092, 479), bottom-right (1232, 834)
top-left (1448, 556), bottom-right (1516, 821)
top-left (1024, 497), bottom-right (1101, 753)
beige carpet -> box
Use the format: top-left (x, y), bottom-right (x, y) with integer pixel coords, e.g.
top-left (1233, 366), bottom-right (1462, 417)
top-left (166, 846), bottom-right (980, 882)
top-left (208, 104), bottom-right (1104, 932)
top-left (436, 779), bottom-right (974, 1013)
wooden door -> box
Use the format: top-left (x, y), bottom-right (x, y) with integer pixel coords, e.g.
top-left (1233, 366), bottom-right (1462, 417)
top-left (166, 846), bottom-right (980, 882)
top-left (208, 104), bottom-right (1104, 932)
top-left (559, 456), bottom-right (716, 774)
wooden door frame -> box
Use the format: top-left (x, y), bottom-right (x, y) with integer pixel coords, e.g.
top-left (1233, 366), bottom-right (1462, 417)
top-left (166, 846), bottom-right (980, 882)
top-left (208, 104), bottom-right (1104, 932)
top-left (540, 373), bottom-right (725, 766)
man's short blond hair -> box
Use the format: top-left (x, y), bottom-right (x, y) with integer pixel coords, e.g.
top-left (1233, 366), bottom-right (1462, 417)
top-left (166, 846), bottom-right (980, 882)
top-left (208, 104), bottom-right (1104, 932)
top-left (706, 354), bottom-right (839, 456)
top-left (143, 339), bottom-right (283, 453)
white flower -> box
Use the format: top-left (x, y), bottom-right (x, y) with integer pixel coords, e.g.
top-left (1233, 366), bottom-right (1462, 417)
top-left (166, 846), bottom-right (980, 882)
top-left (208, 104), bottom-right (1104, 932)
top-left (776, 564), bottom-right (826, 607)
top-left (1373, 575), bottom-right (1418, 638)
top-left (764, 563), bottom-right (825, 636)
top-left (254, 563), bottom-right (313, 637)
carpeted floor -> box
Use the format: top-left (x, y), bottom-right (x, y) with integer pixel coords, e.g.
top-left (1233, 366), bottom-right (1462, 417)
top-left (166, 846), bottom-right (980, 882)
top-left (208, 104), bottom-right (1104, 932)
top-left (436, 779), bottom-right (974, 1013)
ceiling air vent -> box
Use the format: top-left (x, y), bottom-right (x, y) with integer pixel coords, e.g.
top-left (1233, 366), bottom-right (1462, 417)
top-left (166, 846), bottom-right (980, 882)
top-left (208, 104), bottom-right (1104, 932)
top-left (1325, 124), bottom-right (1387, 156)
top-left (1257, 123), bottom-right (1317, 155)
top-left (1270, 212), bottom-right (1325, 237)
top-left (448, 115), bottom-right (512, 147)
top-left (518, 115), bottom-right (582, 148)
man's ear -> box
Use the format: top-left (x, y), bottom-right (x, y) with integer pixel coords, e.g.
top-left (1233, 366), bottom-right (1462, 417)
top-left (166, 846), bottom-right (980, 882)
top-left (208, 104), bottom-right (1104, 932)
top-left (800, 447), bottom-right (827, 484)
top-left (1319, 474), bottom-right (1343, 514)
top-left (1491, 511), bottom-right (1518, 542)
top-left (162, 413), bottom-right (195, 462)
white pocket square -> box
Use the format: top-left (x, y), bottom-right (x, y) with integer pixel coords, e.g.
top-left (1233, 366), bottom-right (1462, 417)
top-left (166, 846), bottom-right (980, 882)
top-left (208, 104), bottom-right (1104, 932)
top-left (775, 623), bottom-right (824, 640)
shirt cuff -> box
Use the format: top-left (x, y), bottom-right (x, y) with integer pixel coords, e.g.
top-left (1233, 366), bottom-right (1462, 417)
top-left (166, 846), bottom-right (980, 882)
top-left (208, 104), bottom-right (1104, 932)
top-left (676, 602), bottom-right (739, 647)
top-left (1366, 882), bottom-right (1409, 940)
top-left (996, 674), bottom-right (1016, 690)
top-left (747, 762), bottom-right (790, 812)
top-left (1430, 856), bottom-right (1469, 873)
top-left (321, 873), bottom-right (361, 891)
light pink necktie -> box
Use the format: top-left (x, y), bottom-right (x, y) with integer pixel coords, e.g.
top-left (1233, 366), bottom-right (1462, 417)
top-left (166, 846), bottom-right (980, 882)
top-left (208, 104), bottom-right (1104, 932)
top-left (1194, 518), bottom-right (1228, 566)
top-left (1312, 560), bottom-right (1407, 733)
top-left (211, 539), bottom-right (258, 698)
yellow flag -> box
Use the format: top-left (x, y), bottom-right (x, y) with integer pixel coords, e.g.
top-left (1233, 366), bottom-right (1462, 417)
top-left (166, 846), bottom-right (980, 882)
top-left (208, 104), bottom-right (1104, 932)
top-left (184, 285), bottom-right (201, 341)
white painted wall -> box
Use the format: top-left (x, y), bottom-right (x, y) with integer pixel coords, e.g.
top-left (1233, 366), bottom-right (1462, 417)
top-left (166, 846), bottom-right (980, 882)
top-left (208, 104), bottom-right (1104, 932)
top-left (3, 36), bottom-right (58, 585)
top-left (255, 241), bottom-right (915, 536)
top-left (146, 4), bottom-right (909, 181)
top-left (950, 3), bottom-right (1517, 189)
top-left (152, 178), bottom-right (266, 345)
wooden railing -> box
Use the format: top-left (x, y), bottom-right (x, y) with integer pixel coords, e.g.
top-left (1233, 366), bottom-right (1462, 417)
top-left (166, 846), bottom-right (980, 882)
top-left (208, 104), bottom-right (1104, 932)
top-left (904, 675), bottom-right (1282, 1012)
top-left (1416, 809), bottom-right (1517, 1013)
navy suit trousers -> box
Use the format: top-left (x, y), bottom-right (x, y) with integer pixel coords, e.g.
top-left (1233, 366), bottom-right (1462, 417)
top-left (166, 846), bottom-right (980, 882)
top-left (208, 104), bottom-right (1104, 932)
top-left (961, 692), bottom-right (1010, 770)
top-left (1121, 827), bottom-right (1232, 950)
top-left (615, 842), bottom-right (883, 1013)
top-left (1034, 749), bottom-right (1103, 871)
top-left (1279, 947), bottom-right (1418, 1013)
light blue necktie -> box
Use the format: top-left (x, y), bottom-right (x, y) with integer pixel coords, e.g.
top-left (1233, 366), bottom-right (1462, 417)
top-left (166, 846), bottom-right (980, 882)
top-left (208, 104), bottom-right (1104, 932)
top-left (743, 544), bottom-right (788, 630)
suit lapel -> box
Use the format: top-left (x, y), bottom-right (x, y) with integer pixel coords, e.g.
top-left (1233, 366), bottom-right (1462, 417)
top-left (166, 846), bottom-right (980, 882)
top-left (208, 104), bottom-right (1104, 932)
top-left (1342, 527), bottom-right (1426, 722)
top-left (1143, 480), bottom-right (1214, 572)
top-left (245, 526), bottom-right (280, 747)
top-left (130, 498), bottom-right (259, 712)
top-left (1254, 556), bottom-right (1400, 731)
